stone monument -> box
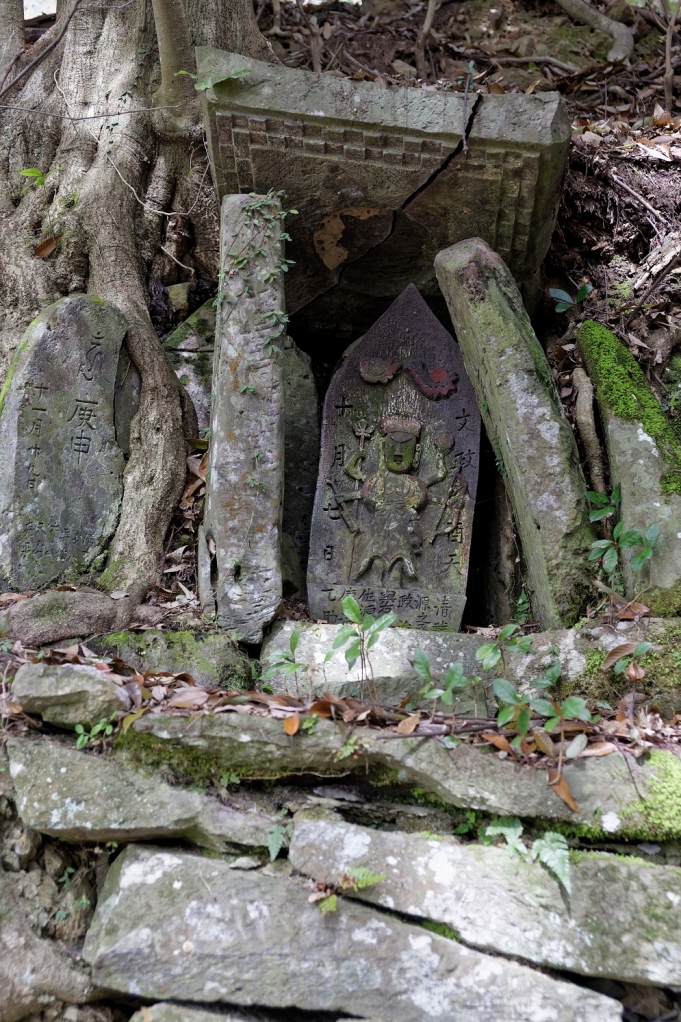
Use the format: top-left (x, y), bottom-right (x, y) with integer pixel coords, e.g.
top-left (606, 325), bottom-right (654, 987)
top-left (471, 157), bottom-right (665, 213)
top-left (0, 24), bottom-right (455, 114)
top-left (308, 285), bottom-right (480, 629)
top-left (0, 295), bottom-right (128, 592)
top-left (197, 46), bottom-right (570, 331)
top-left (198, 194), bottom-right (285, 643)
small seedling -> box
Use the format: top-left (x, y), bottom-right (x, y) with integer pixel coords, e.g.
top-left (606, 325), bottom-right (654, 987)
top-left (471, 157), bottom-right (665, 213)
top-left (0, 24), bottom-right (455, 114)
top-left (589, 521), bottom-right (660, 577)
top-left (411, 649), bottom-right (479, 715)
top-left (329, 596), bottom-right (396, 699)
top-left (586, 484), bottom-right (621, 524)
top-left (485, 817), bottom-right (571, 891)
top-left (612, 641), bottom-right (653, 682)
top-left (549, 283), bottom-right (593, 313)
top-left (74, 713), bottom-right (117, 750)
top-left (475, 624), bottom-right (533, 673)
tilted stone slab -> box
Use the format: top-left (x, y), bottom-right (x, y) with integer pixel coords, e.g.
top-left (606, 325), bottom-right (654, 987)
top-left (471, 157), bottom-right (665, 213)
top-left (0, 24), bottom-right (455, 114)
top-left (435, 239), bottom-right (594, 629)
top-left (0, 295), bottom-right (128, 592)
top-left (578, 321), bottom-right (681, 616)
top-left (198, 48), bottom-right (570, 325)
top-left (83, 844), bottom-right (619, 1021)
top-left (164, 298), bottom-right (217, 432)
top-left (7, 737), bottom-right (276, 852)
top-left (130, 1007), bottom-right (279, 1022)
top-left (198, 195), bottom-right (285, 642)
top-left (127, 711), bottom-right (681, 839)
top-left (282, 339), bottom-right (319, 570)
top-left (291, 817), bottom-right (681, 986)
top-left (12, 662), bottom-right (132, 728)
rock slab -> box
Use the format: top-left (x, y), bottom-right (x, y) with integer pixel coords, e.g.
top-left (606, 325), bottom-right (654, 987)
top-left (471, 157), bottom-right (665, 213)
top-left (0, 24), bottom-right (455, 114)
top-left (199, 48), bottom-right (569, 323)
top-left (7, 737), bottom-right (275, 851)
top-left (308, 285), bottom-right (480, 630)
top-left (11, 662), bottom-right (131, 727)
top-left (282, 339), bottom-right (320, 570)
top-left (0, 295), bottom-right (128, 592)
top-left (435, 238), bottom-right (594, 628)
top-left (164, 298), bottom-right (216, 432)
top-left (129, 711), bottom-right (681, 839)
top-left (291, 816), bottom-right (681, 986)
top-left (578, 320), bottom-right (681, 615)
top-left (92, 629), bottom-right (252, 689)
top-left (83, 844), bottom-right (619, 1022)
top-left (198, 194), bottom-right (284, 643)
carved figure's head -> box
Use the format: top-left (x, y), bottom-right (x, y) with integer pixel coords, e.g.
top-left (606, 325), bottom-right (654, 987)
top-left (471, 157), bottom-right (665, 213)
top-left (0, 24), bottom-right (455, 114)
top-left (380, 415), bottom-right (421, 474)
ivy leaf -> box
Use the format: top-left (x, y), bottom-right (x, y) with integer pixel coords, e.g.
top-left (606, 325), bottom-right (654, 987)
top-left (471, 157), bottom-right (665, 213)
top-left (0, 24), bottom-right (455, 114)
top-left (530, 832), bottom-right (571, 892)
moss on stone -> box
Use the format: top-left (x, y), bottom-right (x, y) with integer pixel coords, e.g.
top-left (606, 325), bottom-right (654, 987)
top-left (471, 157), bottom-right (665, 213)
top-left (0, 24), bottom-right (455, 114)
top-left (0, 330), bottom-right (30, 420)
top-left (96, 629), bottom-right (252, 690)
top-left (648, 579), bottom-right (681, 619)
top-left (620, 750), bottom-right (681, 841)
top-left (578, 320), bottom-right (681, 471)
top-left (420, 919), bottom-right (460, 941)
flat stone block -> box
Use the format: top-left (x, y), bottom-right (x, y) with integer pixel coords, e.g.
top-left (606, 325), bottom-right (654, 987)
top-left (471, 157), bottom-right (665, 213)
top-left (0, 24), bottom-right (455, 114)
top-left (83, 844), bottom-right (619, 1021)
top-left (12, 662), bottom-right (131, 728)
top-left (7, 737), bottom-right (275, 851)
top-left (0, 295), bottom-right (128, 591)
top-left (291, 817), bottom-right (681, 986)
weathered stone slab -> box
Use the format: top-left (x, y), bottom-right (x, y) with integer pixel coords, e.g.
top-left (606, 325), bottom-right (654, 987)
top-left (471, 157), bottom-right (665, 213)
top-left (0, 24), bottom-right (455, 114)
top-left (578, 321), bottom-right (681, 617)
top-left (84, 844), bottom-right (619, 1021)
top-left (91, 629), bottom-right (251, 689)
top-left (308, 285), bottom-right (480, 630)
top-left (198, 195), bottom-right (285, 642)
top-left (12, 662), bottom-right (132, 727)
top-left (282, 339), bottom-right (320, 570)
top-left (291, 817), bottom-right (681, 986)
top-left (164, 298), bottom-right (216, 432)
top-left (0, 295), bottom-right (128, 592)
top-left (198, 48), bottom-right (570, 324)
top-left (5, 588), bottom-right (135, 648)
top-left (435, 239), bottom-right (594, 629)
top-left (127, 711), bottom-right (681, 839)
top-left (262, 617), bottom-right (681, 699)
top-left (7, 737), bottom-right (276, 851)
top-left (130, 1007), bottom-right (276, 1022)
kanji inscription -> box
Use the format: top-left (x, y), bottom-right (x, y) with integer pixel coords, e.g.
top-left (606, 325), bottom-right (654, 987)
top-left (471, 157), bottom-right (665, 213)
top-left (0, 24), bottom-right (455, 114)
top-left (0, 295), bottom-right (128, 591)
top-left (308, 285), bottom-right (480, 630)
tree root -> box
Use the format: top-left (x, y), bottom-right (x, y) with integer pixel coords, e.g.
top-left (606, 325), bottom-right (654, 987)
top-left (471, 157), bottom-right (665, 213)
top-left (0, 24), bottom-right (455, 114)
top-left (572, 367), bottom-right (609, 533)
top-left (554, 0), bottom-right (634, 63)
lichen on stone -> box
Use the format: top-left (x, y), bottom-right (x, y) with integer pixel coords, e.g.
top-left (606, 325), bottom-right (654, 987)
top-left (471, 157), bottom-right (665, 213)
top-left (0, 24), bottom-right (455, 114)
top-left (620, 750), bottom-right (681, 841)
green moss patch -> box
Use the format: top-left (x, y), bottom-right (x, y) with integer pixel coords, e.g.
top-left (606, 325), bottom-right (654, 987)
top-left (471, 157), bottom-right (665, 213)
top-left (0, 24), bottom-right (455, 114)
top-left (621, 751), bottom-right (681, 842)
top-left (578, 320), bottom-right (681, 478)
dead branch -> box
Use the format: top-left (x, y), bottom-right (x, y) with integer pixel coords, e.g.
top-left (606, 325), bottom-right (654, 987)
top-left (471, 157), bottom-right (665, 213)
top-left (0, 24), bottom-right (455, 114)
top-left (415, 0), bottom-right (437, 81)
top-left (553, 0), bottom-right (634, 63)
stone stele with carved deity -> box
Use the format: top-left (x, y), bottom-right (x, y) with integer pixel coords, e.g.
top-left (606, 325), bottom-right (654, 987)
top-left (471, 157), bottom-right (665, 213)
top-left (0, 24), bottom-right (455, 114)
top-left (0, 295), bottom-right (128, 592)
top-left (308, 285), bottom-right (480, 630)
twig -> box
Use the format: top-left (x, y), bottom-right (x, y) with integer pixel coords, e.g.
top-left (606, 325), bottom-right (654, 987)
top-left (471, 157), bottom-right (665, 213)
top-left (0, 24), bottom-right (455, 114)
top-left (491, 54), bottom-right (578, 74)
top-left (625, 254), bottom-right (681, 326)
top-left (343, 49), bottom-right (380, 78)
top-left (610, 172), bottom-right (665, 223)
top-left (415, 0), bottom-right (437, 81)
top-left (0, 0), bottom-right (83, 102)
top-left (161, 245), bottom-right (195, 276)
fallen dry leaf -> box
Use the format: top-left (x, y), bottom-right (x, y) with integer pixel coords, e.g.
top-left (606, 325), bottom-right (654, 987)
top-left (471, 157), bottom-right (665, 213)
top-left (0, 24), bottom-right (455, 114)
top-left (482, 731), bottom-right (512, 753)
top-left (601, 643), bottom-right (639, 672)
top-left (578, 741), bottom-right (617, 758)
top-left (534, 730), bottom-right (556, 757)
top-left (34, 234), bottom-right (61, 258)
top-left (396, 714), bottom-right (420, 735)
top-left (547, 769), bottom-right (579, 813)
top-left (284, 711), bottom-right (300, 736)
top-left (168, 687), bottom-right (209, 708)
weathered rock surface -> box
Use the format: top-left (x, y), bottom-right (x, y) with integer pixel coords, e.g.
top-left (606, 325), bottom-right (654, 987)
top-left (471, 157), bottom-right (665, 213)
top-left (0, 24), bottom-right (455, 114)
top-left (127, 711), bottom-right (681, 838)
top-left (0, 295), bottom-right (128, 592)
top-left (291, 816), bottom-right (681, 986)
top-left (0, 867), bottom-right (93, 1021)
top-left (579, 320), bottom-right (681, 616)
top-left (435, 239), bottom-right (594, 629)
top-left (262, 617), bottom-right (681, 702)
top-left (164, 299), bottom-right (216, 432)
top-left (130, 1008), bottom-right (277, 1022)
top-left (199, 49), bottom-right (569, 327)
top-left (198, 194), bottom-right (285, 642)
top-left (12, 663), bottom-right (131, 727)
top-left (5, 589), bottom-right (135, 648)
top-left (91, 629), bottom-right (251, 689)
top-left (7, 737), bottom-right (276, 851)
top-left (84, 844), bottom-right (619, 1021)
top-left (282, 338), bottom-right (319, 570)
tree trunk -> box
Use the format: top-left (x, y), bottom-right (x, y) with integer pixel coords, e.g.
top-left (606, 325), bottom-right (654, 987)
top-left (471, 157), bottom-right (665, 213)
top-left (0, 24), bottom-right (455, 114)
top-left (0, 0), bottom-right (273, 595)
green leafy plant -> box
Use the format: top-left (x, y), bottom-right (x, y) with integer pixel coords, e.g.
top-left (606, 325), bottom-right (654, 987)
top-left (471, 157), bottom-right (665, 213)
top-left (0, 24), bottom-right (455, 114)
top-left (20, 166), bottom-right (62, 239)
top-left (485, 817), bottom-right (571, 891)
top-left (318, 893), bottom-right (338, 913)
top-left (58, 866), bottom-right (75, 891)
top-left (336, 734), bottom-right (362, 760)
top-left (493, 678), bottom-right (594, 747)
top-left (262, 625), bottom-right (310, 696)
top-left (267, 820), bottom-right (293, 861)
top-left (528, 693), bottom-right (593, 734)
top-left (301, 716), bottom-right (317, 735)
top-left (475, 624), bottom-right (533, 673)
top-left (549, 283), bottom-right (593, 314)
top-left (586, 483), bottom-right (621, 524)
top-left (612, 641), bottom-right (653, 681)
top-left (74, 714), bottom-right (117, 750)
top-left (329, 595), bottom-right (396, 699)
top-left (589, 521), bottom-right (660, 576)
top-left (410, 648), bottom-right (480, 715)
top-left (341, 867), bottom-right (387, 891)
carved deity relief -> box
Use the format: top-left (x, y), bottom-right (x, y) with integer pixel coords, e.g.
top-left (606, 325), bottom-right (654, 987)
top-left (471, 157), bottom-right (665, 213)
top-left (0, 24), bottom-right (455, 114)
top-left (308, 285), bottom-right (480, 630)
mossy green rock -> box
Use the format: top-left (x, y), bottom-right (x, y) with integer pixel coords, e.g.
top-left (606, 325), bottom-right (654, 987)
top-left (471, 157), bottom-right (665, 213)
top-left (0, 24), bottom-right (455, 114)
top-left (164, 299), bottom-right (216, 432)
top-left (8, 736), bottom-right (275, 851)
top-left (435, 239), bottom-right (595, 629)
top-left (578, 321), bottom-right (681, 615)
top-left (291, 816), bottom-right (681, 985)
top-left (83, 844), bottom-right (619, 1020)
top-left (125, 712), bottom-right (681, 839)
top-left (92, 629), bottom-right (252, 689)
